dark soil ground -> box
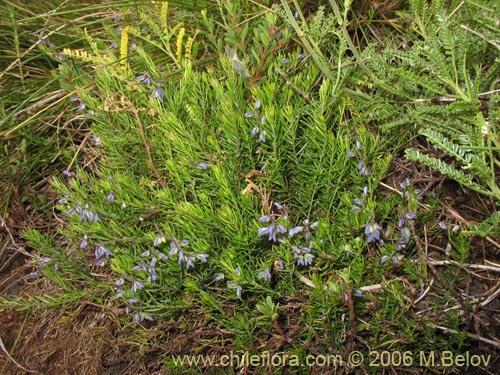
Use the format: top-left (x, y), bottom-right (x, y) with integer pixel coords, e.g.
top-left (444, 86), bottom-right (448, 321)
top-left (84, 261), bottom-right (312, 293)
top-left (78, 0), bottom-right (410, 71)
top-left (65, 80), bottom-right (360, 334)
top-left (1, 153), bottom-right (499, 375)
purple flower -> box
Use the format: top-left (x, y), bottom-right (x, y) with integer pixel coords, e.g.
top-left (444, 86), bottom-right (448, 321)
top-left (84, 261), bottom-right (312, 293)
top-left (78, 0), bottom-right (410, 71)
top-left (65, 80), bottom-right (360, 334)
top-left (255, 100), bottom-right (261, 109)
top-left (275, 258), bottom-right (284, 270)
top-left (439, 222), bottom-right (447, 229)
top-left (80, 234), bottom-right (88, 249)
top-left (215, 273), bottom-right (224, 281)
top-left (365, 223), bottom-right (382, 243)
top-left (288, 226), bottom-right (303, 237)
top-left (196, 253), bottom-right (208, 262)
top-left (400, 178), bottom-right (410, 190)
top-left (381, 255), bottom-right (389, 264)
top-left (244, 112), bottom-right (254, 118)
top-left (280, 58), bottom-right (289, 64)
top-left (30, 272), bottom-right (40, 278)
top-left (157, 250), bottom-right (168, 261)
top-left (257, 268), bottom-right (271, 281)
top-left (62, 170), bottom-right (73, 177)
top-left (151, 87), bottom-right (164, 101)
top-left (58, 197), bottom-right (68, 204)
top-left (347, 151), bottom-right (356, 157)
top-left (405, 212), bottom-right (416, 220)
top-left (228, 282), bottom-right (242, 298)
top-left (258, 131), bottom-right (266, 142)
top-left (132, 280), bottom-right (144, 293)
top-left (357, 159), bottom-right (370, 176)
top-left (297, 53), bottom-right (305, 59)
top-left (116, 277), bottom-right (125, 287)
top-left (452, 225), bottom-right (460, 232)
top-left (153, 235), bottom-right (165, 247)
top-left (197, 163), bottom-right (208, 170)
top-left (136, 74), bottom-right (152, 85)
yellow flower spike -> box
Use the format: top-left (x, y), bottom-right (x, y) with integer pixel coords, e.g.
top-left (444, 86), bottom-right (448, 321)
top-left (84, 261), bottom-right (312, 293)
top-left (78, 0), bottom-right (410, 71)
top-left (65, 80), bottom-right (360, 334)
top-left (175, 27), bottom-right (185, 63)
top-left (120, 25), bottom-right (130, 75)
top-left (161, 1), bottom-right (169, 33)
top-left (184, 29), bottom-right (199, 61)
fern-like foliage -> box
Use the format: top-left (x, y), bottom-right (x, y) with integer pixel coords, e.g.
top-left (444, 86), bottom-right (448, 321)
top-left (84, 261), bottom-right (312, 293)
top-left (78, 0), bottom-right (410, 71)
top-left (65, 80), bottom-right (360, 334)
top-left (405, 122), bottom-right (500, 203)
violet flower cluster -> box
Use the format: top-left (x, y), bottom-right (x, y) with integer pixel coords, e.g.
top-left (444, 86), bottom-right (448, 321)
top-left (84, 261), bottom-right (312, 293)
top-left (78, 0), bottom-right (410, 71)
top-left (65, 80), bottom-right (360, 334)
top-left (153, 235), bottom-right (209, 270)
top-left (245, 99), bottom-right (266, 142)
top-left (347, 140), bottom-right (370, 176)
top-left (257, 202), bottom-right (318, 267)
top-left (136, 72), bottom-right (165, 102)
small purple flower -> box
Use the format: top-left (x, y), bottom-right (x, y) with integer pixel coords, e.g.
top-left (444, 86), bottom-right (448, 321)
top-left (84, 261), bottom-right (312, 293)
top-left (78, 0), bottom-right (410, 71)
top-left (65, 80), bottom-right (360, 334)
top-left (169, 241), bottom-right (178, 256)
top-left (280, 58), bottom-right (289, 64)
top-left (62, 170), bottom-right (73, 177)
top-left (244, 112), bottom-right (254, 118)
top-left (30, 272), bottom-right (40, 278)
top-left (80, 234), bottom-right (88, 249)
top-left (392, 255), bottom-right (404, 265)
top-left (57, 197), bottom-right (68, 204)
top-left (400, 178), bottom-right (410, 190)
top-left (365, 222), bottom-right (382, 243)
top-left (288, 226), bottom-right (303, 237)
top-left (141, 250), bottom-right (150, 257)
top-left (381, 255), bottom-right (389, 264)
top-left (258, 131), bottom-right (266, 143)
top-left (132, 280), bottom-right (144, 293)
top-left (91, 135), bottom-right (102, 145)
top-left (452, 225), bottom-right (460, 232)
top-left (258, 268), bottom-right (271, 281)
top-left (196, 253), bottom-right (208, 262)
top-left (157, 250), bottom-right (168, 261)
top-left (405, 212), bottom-right (416, 220)
top-left (197, 163), bottom-right (208, 170)
top-left (353, 289), bottom-right (363, 297)
top-left (116, 277), bottom-right (125, 287)
top-left (40, 257), bottom-right (51, 268)
top-left (259, 215), bottom-right (271, 223)
top-left (357, 159), bottom-right (370, 176)
top-left (215, 273), bottom-right (224, 281)
top-left (255, 100), bottom-right (261, 109)
top-left (107, 191), bottom-right (116, 202)
top-left (153, 235), bottom-right (165, 247)
top-left (185, 256), bottom-right (195, 269)
top-left (151, 87), bottom-right (164, 101)
top-left (251, 125), bottom-right (259, 135)
top-left (438, 222), bottom-right (447, 230)
top-left (136, 74), bottom-right (152, 85)
top-left (273, 202), bottom-right (283, 210)
top-left (275, 258), bottom-right (284, 270)
top-left (347, 151), bottom-right (356, 157)
top-left (297, 53), bottom-right (305, 59)
top-left (177, 250), bottom-right (184, 264)
top-left (353, 198), bottom-right (364, 206)
top-left (400, 227), bottom-right (411, 244)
